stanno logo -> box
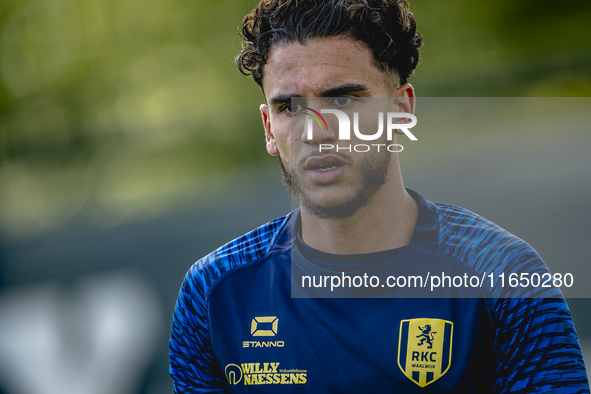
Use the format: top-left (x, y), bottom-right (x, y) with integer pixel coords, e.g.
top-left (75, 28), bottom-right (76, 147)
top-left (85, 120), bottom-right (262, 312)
top-left (398, 318), bottom-right (453, 388)
top-left (243, 340), bottom-right (284, 348)
top-left (251, 316), bottom-right (279, 337)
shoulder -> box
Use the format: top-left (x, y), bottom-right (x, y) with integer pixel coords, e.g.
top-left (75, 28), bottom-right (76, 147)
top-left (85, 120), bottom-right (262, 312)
top-left (435, 202), bottom-right (542, 268)
top-left (433, 202), bottom-right (556, 298)
top-left (435, 202), bottom-right (532, 257)
top-left (181, 212), bottom-right (291, 298)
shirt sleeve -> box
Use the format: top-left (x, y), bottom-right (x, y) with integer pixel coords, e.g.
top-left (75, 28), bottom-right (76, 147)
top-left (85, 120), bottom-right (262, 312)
top-left (169, 265), bottom-right (229, 393)
top-left (492, 297), bottom-right (590, 393)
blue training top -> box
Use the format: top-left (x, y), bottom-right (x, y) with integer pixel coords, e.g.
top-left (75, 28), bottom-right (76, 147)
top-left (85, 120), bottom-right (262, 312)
top-left (169, 189), bottom-right (589, 393)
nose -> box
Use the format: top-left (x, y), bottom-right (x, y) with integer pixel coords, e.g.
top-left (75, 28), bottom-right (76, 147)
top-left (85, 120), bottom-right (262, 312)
top-left (301, 107), bottom-right (337, 146)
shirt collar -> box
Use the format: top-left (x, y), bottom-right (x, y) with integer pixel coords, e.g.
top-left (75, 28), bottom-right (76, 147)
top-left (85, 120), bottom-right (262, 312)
top-left (271, 188), bottom-right (440, 253)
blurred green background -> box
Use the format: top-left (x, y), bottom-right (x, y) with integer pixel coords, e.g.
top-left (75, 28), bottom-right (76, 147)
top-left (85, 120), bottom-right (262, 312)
top-left (0, 1), bottom-right (590, 393)
top-left (1, 0), bottom-right (590, 240)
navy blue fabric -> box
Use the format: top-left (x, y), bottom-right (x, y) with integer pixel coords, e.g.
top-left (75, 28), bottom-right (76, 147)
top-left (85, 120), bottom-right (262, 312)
top-left (169, 189), bottom-right (589, 393)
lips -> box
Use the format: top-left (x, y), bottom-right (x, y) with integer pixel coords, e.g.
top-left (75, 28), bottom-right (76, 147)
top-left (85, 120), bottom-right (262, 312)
top-left (304, 155), bottom-right (348, 184)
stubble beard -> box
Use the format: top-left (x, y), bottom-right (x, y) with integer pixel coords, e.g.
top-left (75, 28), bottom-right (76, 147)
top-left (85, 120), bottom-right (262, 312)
top-left (277, 150), bottom-right (391, 220)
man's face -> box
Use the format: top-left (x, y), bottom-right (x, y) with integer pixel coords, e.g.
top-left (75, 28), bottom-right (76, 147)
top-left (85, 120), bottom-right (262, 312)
top-left (260, 36), bottom-right (413, 219)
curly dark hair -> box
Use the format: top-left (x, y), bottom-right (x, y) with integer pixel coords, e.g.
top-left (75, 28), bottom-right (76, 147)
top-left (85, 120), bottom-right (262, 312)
top-left (236, 0), bottom-right (423, 88)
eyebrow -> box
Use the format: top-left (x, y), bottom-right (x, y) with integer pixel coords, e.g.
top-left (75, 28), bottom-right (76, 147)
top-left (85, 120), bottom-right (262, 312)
top-left (268, 83), bottom-right (371, 106)
top-left (321, 83), bottom-right (370, 97)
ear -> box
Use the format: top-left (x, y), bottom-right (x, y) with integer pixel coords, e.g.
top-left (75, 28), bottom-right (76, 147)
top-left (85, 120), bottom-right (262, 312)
top-left (395, 83), bottom-right (415, 114)
top-left (393, 83), bottom-right (416, 136)
top-left (260, 104), bottom-right (278, 156)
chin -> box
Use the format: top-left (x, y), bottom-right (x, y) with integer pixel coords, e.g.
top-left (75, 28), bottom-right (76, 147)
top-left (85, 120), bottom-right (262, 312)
top-left (299, 192), bottom-right (367, 220)
top-left (303, 202), bottom-right (363, 220)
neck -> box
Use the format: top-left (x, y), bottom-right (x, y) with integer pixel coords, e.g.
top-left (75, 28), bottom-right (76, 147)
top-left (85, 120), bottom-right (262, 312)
top-left (299, 167), bottom-right (419, 255)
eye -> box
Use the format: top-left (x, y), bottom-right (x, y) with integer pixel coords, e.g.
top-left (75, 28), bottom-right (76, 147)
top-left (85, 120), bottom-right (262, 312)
top-left (281, 104), bottom-right (304, 115)
top-left (329, 97), bottom-right (357, 108)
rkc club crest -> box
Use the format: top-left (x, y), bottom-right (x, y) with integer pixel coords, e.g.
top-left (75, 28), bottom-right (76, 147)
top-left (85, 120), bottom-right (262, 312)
top-left (397, 318), bottom-right (454, 388)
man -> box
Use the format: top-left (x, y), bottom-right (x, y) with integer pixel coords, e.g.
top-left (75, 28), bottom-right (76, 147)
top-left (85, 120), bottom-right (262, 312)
top-left (170, 1), bottom-right (589, 392)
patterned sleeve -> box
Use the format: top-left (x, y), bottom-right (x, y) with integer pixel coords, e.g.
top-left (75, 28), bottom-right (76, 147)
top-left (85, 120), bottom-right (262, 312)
top-left (492, 297), bottom-right (589, 393)
top-left (435, 202), bottom-right (589, 392)
top-left (169, 215), bottom-right (288, 393)
top-left (169, 263), bottom-right (229, 393)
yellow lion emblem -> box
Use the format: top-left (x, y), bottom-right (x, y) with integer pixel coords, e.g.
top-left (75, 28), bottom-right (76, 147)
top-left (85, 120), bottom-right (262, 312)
top-left (416, 324), bottom-right (437, 349)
